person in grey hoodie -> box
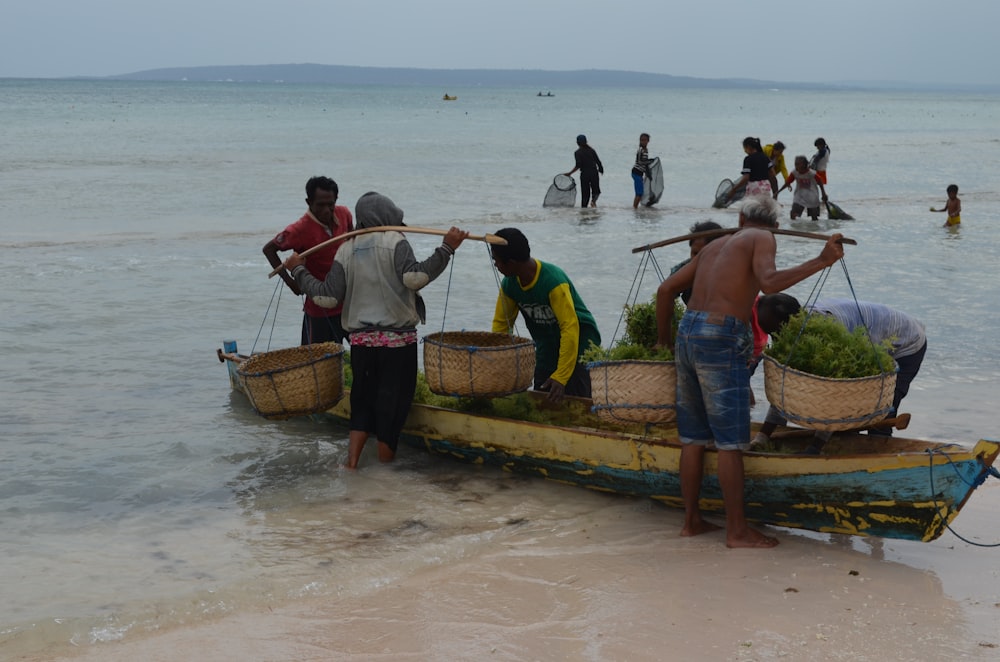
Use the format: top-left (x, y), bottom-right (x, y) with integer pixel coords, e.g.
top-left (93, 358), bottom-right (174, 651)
top-left (283, 192), bottom-right (469, 468)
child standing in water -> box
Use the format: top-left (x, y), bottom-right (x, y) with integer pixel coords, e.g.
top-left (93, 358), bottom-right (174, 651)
top-left (632, 133), bottom-right (651, 209)
top-left (776, 155), bottom-right (828, 220)
top-left (809, 138), bottom-right (831, 184)
top-left (932, 184), bottom-right (962, 226)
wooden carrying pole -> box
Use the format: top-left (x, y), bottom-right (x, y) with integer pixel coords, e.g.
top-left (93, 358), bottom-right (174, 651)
top-left (268, 225), bottom-right (507, 278)
top-left (631, 228), bottom-right (857, 254)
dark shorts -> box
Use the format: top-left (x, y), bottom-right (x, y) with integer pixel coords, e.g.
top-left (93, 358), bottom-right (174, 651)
top-left (302, 313), bottom-right (347, 346)
top-left (675, 311), bottom-right (753, 450)
top-left (791, 203), bottom-right (820, 218)
top-left (349, 343), bottom-right (417, 451)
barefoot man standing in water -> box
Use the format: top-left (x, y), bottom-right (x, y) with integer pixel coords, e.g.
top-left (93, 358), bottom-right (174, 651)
top-left (655, 196), bottom-right (844, 548)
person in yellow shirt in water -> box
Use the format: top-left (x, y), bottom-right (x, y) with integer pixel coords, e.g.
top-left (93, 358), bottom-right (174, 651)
top-left (931, 184), bottom-right (961, 226)
top-left (763, 141), bottom-right (788, 188)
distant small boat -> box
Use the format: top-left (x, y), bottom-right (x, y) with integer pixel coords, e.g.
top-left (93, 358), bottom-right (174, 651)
top-left (442, 94), bottom-right (457, 101)
top-left (537, 91), bottom-right (554, 97)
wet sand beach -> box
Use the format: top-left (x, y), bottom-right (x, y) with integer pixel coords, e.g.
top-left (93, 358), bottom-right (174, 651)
top-left (36, 481), bottom-right (1000, 662)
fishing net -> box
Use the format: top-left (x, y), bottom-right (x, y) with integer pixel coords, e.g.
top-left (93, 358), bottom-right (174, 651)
top-left (826, 201), bottom-right (854, 220)
top-left (712, 178), bottom-right (745, 208)
top-left (543, 174), bottom-right (577, 207)
top-left (641, 157), bottom-right (664, 207)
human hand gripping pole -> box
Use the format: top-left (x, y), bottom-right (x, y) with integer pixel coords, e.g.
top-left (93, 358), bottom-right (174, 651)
top-left (269, 225), bottom-right (507, 278)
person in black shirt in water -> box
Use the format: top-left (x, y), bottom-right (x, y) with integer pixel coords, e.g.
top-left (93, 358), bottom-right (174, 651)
top-left (565, 134), bottom-right (604, 208)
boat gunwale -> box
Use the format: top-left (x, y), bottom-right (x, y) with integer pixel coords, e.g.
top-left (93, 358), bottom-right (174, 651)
top-left (220, 348), bottom-right (996, 462)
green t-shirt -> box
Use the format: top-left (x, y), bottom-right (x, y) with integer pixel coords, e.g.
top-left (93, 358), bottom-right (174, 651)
top-left (492, 260), bottom-right (601, 385)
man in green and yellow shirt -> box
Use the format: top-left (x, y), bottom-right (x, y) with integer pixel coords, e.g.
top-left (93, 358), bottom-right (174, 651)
top-left (490, 228), bottom-right (601, 402)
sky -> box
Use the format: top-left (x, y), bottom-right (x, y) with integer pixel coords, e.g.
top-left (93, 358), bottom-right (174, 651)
top-left (2, 0), bottom-right (998, 86)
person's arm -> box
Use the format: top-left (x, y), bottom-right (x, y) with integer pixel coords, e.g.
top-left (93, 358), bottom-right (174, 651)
top-left (727, 174), bottom-right (750, 201)
top-left (751, 231), bottom-right (844, 294)
top-left (776, 154), bottom-right (789, 181)
top-left (541, 284), bottom-right (583, 401)
top-left (283, 253), bottom-right (347, 307)
top-left (817, 176), bottom-right (828, 202)
top-left (776, 173), bottom-right (794, 196)
top-left (492, 291), bottom-right (520, 333)
top-left (263, 239), bottom-right (302, 295)
top-left (656, 259), bottom-right (697, 347)
top-left (768, 166), bottom-right (779, 200)
top-left (595, 150), bottom-right (604, 175)
top-left (395, 227), bottom-right (469, 290)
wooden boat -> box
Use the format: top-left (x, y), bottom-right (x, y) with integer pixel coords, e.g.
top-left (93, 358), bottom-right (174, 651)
top-left (442, 94), bottom-right (457, 101)
top-left (218, 341), bottom-right (1000, 542)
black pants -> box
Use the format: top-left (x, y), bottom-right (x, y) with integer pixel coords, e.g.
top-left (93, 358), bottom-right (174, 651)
top-left (301, 313), bottom-right (347, 346)
top-left (534, 361), bottom-right (592, 398)
top-left (580, 169), bottom-right (601, 207)
top-left (349, 343), bottom-right (417, 452)
top-left (869, 340), bottom-right (927, 436)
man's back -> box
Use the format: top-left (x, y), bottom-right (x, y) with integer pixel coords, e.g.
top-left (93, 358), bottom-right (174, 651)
top-left (687, 229), bottom-right (772, 323)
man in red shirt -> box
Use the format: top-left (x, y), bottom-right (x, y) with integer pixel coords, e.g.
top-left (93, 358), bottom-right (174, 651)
top-left (263, 176), bottom-right (353, 345)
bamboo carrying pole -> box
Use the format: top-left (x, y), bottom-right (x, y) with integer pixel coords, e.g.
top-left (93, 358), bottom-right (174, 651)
top-left (268, 225), bottom-right (507, 278)
top-left (631, 227), bottom-right (857, 254)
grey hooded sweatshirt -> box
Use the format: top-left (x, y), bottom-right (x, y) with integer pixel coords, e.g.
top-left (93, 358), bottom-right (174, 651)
top-left (291, 192), bottom-right (455, 333)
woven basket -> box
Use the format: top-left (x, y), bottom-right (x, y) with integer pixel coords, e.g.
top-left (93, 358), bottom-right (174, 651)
top-left (588, 360), bottom-right (677, 424)
top-left (762, 355), bottom-right (896, 431)
top-left (423, 331), bottom-right (535, 397)
top-left (237, 342), bottom-right (345, 420)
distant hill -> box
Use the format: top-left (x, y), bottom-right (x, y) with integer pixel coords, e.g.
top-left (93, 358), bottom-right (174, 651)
top-left (107, 63), bottom-right (835, 90)
top-left (104, 64), bottom-right (1000, 93)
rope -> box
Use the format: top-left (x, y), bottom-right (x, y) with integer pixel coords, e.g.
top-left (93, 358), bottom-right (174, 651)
top-left (609, 250), bottom-right (664, 348)
top-left (926, 448), bottom-right (1000, 547)
top-left (252, 278), bottom-right (286, 355)
top-left (426, 244), bottom-right (530, 397)
top-left (438, 247), bottom-right (457, 335)
top-left (773, 255), bottom-right (894, 423)
top-left (484, 240), bottom-right (524, 339)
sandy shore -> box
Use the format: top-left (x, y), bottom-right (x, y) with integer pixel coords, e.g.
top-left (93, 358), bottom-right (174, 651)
top-left (29, 484), bottom-right (1000, 662)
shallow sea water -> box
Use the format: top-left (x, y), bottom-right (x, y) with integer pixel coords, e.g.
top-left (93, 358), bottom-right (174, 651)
top-left (1, 79), bottom-right (999, 659)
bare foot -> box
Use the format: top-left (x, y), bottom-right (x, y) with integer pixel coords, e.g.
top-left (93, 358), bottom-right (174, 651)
top-left (681, 519), bottom-right (722, 537)
top-left (726, 527), bottom-right (779, 549)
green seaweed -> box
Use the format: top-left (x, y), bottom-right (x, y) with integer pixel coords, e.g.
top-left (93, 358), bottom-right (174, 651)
top-left (764, 309), bottom-right (895, 378)
top-left (581, 296), bottom-right (681, 363)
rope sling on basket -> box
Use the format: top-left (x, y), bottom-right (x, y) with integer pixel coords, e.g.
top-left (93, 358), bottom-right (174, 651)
top-left (238, 279), bottom-right (345, 420)
top-left (588, 250), bottom-right (677, 424)
top-left (422, 242), bottom-right (535, 398)
top-left (763, 261), bottom-right (897, 432)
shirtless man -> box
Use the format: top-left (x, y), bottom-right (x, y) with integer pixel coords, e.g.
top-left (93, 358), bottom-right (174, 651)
top-left (655, 196), bottom-right (844, 548)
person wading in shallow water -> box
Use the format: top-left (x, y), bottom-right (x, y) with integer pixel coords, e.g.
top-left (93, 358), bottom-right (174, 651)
top-left (284, 192), bottom-right (469, 469)
top-left (263, 176), bottom-right (353, 345)
top-left (655, 196), bottom-right (844, 548)
top-left (565, 134), bottom-right (604, 208)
